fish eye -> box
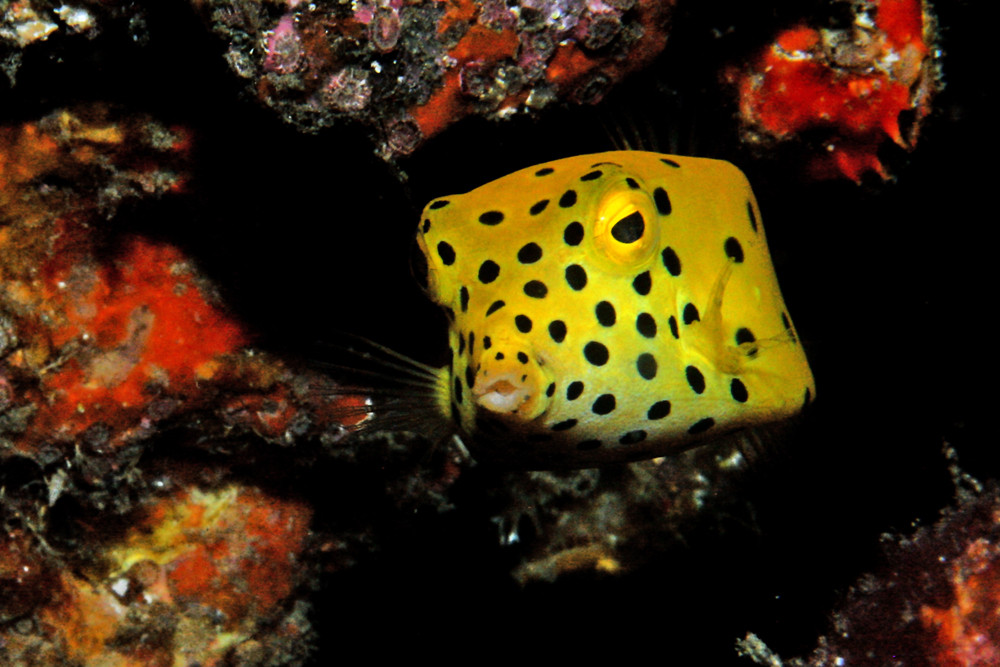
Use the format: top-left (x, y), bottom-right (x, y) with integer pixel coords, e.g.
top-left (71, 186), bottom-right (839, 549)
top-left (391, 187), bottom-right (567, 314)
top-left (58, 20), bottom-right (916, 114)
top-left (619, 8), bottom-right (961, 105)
top-left (611, 210), bottom-right (645, 243)
top-left (592, 183), bottom-right (658, 267)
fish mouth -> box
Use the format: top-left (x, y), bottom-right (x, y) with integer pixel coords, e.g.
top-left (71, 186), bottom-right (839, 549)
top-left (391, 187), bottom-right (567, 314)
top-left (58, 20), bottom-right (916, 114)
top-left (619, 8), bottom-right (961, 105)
top-left (469, 338), bottom-right (552, 421)
top-left (473, 375), bottom-right (530, 414)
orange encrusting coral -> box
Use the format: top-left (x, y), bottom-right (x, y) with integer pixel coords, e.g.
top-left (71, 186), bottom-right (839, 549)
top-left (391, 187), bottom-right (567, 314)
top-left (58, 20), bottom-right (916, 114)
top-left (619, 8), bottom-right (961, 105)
top-left (728, 0), bottom-right (939, 182)
top-left (125, 484), bottom-right (314, 624)
top-left (29, 234), bottom-right (246, 437)
top-left (920, 537), bottom-right (1000, 666)
top-left (409, 24), bottom-right (522, 140)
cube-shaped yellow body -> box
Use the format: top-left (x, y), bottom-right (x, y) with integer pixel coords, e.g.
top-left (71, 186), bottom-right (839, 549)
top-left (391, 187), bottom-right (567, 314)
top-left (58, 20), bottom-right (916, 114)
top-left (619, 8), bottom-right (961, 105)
top-left (415, 151), bottom-right (815, 468)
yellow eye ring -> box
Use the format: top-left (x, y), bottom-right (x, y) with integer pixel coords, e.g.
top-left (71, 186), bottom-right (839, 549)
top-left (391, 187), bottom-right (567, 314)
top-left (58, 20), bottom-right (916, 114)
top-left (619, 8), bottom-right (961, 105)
top-left (592, 186), bottom-right (659, 268)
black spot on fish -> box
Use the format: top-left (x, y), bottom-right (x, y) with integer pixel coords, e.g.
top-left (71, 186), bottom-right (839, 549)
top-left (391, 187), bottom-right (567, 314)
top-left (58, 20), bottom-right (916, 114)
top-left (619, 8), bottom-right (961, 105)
top-left (457, 331), bottom-right (465, 355)
top-left (535, 167), bottom-right (554, 176)
top-left (584, 341), bottom-right (609, 366)
top-left (637, 353), bottom-right (657, 380)
top-left (518, 242), bottom-right (542, 264)
top-left (595, 301), bottom-right (616, 327)
top-left (725, 237), bottom-right (744, 263)
top-left (564, 221), bottom-right (584, 246)
top-left (625, 177), bottom-right (640, 189)
top-left (524, 280), bottom-right (548, 298)
top-left (551, 419), bottom-right (577, 431)
top-left (747, 201), bottom-right (758, 233)
top-left (530, 199), bottom-right (550, 216)
top-left (611, 211), bottom-right (645, 243)
top-left (479, 210), bottom-right (504, 225)
top-left (619, 430), bottom-right (647, 445)
top-left (422, 219), bottom-right (431, 233)
top-left (661, 247), bottom-right (681, 276)
top-left (782, 312), bottom-right (797, 343)
top-left (567, 381), bottom-right (584, 400)
top-left (565, 264), bottom-right (587, 291)
top-left (660, 158), bottom-right (680, 168)
top-left (580, 170), bottom-right (603, 181)
top-left (465, 364), bottom-right (475, 389)
top-left (688, 418), bottom-right (715, 435)
top-left (546, 382), bottom-right (555, 397)
top-left (478, 260), bottom-right (500, 283)
top-left (468, 332), bottom-right (475, 355)
top-left (549, 320), bottom-right (567, 343)
top-left (653, 187), bottom-right (671, 215)
top-left (730, 378), bottom-right (749, 403)
top-left (483, 335), bottom-right (492, 349)
top-left (429, 199), bottom-right (450, 209)
top-left (559, 190), bottom-right (577, 208)
top-left (683, 303), bottom-right (700, 325)
top-left (686, 365), bottom-right (706, 394)
top-left (437, 241), bottom-right (456, 265)
top-left (515, 314), bottom-right (533, 333)
top-left (647, 400), bottom-right (671, 420)
top-left (592, 394), bottom-right (616, 415)
top-left (636, 313), bottom-right (656, 338)
top-left (632, 271), bottom-right (651, 295)
top-left (517, 351), bottom-right (529, 364)
top-left (459, 286), bottom-right (469, 312)
top-left (668, 315), bottom-right (679, 339)
top-left (736, 327), bottom-right (758, 357)
top-left (453, 376), bottom-right (463, 404)
top-left (486, 300), bottom-right (505, 316)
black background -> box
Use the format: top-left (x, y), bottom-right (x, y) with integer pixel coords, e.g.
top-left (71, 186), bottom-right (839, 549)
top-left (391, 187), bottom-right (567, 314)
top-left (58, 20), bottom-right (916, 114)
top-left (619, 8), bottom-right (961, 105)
top-left (2, 0), bottom-right (990, 663)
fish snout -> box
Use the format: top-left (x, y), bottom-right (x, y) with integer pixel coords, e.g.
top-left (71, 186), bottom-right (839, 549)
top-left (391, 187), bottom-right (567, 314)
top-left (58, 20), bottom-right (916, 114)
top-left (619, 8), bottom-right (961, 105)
top-left (470, 340), bottom-right (551, 421)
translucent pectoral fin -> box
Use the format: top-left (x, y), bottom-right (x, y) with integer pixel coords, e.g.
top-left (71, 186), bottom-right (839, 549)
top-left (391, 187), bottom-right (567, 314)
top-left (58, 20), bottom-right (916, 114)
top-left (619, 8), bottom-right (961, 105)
top-left (698, 259), bottom-right (745, 375)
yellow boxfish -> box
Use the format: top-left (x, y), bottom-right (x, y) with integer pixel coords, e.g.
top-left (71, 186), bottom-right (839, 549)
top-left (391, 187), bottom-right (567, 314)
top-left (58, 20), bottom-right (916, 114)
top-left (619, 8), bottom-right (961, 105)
top-left (380, 151), bottom-right (814, 469)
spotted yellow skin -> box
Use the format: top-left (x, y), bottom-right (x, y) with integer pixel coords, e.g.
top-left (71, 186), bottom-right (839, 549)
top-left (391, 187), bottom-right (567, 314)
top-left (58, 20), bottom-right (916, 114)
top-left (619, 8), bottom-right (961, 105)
top-left (415, 151), bottom-right (815, 468)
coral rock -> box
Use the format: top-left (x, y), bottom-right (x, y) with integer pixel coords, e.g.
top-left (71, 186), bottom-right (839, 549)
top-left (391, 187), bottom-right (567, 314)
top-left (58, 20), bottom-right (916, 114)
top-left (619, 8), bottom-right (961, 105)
top-left (196, 0), bottom-right (675, 159)
top-left (739, 456), bottom-right (1000, 666)
top-left (0, 107), bottom-right (368, 490)
top-left (726, 0), bottom-right (942, 182)
top-left (1, 474), bottom-right (317, 665)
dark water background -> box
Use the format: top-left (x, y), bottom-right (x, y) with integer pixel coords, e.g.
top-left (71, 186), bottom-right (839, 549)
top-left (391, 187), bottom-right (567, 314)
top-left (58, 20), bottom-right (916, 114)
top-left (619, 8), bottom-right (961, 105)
top-left (3, 0), bottom-right (989, 662)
